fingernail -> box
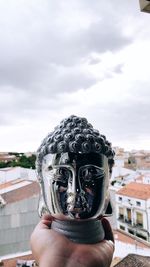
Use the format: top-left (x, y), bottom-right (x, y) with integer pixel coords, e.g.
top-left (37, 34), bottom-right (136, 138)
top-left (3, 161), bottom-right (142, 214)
top-left (108, 240), bottom-right (114, 246)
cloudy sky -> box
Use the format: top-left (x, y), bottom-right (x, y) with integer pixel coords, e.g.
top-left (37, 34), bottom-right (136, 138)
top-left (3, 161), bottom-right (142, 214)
top-left (0, 0), bottom-right (150, 152)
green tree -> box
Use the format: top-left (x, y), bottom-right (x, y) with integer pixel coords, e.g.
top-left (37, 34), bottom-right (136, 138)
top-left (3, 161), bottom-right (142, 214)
top-left (0, 162), bottom-right (7, 168)
top-left (0, 154), bottom-right (36, 169)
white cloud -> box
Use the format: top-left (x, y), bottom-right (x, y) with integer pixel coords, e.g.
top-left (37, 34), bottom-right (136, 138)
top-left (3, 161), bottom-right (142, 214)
top-left (0, 0), bottom-right (150, 152)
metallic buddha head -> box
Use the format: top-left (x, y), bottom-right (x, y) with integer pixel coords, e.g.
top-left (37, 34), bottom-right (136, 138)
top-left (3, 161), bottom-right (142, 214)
top-left (36, 115), bottom-right (115, 220)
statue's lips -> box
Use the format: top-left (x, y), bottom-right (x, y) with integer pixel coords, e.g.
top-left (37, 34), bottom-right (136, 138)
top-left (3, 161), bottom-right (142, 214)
top-left (69, 207), bottom-right (87, 214)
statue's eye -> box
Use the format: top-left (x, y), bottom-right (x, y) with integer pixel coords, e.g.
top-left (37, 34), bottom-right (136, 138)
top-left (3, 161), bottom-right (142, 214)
top-left (81, 169), bottom-right (92, 181)
top-left (80, 166), bottom-right (104, 182)
top-left (54, 168), bottom-right (72, 183)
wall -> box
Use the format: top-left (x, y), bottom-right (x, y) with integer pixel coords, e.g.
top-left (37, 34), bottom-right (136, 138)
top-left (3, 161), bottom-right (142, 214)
top-left (116, 194), bottom-right (150, 242)
top-left (0, 167), bottom-right (36, 184)
top-left (0, 195), bottom-right (40, 256)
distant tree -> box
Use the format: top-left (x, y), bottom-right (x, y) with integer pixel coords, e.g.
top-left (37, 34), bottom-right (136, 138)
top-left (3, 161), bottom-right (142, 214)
top-left (18, 155), bottom-right (36, 169)
top-left (0, 162), bottom-right (7, 168)
top-left (7, 160), bottom-right (19, 167)
top-left (0, 153), bottom-right (36, 169)
top-left (28, 154), bottom-right (36, 169)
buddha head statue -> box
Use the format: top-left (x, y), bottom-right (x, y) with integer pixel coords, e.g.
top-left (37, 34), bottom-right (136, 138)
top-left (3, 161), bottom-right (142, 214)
top-left (36, 115), bottom-right (115, 221)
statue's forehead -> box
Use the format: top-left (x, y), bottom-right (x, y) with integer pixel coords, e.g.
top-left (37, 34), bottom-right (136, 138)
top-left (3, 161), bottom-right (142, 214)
top-left (42, 152), bottom-right (105, 168)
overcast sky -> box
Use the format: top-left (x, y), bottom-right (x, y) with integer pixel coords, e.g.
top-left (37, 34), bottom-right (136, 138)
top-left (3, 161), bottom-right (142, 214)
top-left (0, 0), bottom-right (150, 152)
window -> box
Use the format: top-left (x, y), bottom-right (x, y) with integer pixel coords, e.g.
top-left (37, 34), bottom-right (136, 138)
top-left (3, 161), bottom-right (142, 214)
top-left (136, 201), bottom-right (141, 206)
top-left (128, 229), bottom-right (134, 235)
top-left (136, 232), bottom-right (147, 241)
top-left (119, 197), bottom-right (122, 201)
top-left (120, 225), bottom-right (125, 231)
top-left (136, 212), bottom-right (143, 227)
top-left (0, 196), bottom-right (5, 208)
top-left (118, 207), bottom-right (124, 220)
top-left (126, 208), bottom-right (132, 223)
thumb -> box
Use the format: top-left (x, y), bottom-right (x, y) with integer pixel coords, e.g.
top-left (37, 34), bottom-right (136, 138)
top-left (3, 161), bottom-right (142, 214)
top-left (101, 217), bottom-right (114, 243)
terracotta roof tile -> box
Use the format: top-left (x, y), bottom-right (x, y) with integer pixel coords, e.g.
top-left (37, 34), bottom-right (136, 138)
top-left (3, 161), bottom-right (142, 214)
top-left (117, 182), bottom-right (150, 200)
top-left (0, 178), bottom-right (21, 190)
top-left (113, 230), bottom-right (150, 249)
top-left (114, 254), bottom-right (150, 267)
top-left (1, 181), bottom-right (40, 204)
top-left (2, 253), bottom-right (34, 267)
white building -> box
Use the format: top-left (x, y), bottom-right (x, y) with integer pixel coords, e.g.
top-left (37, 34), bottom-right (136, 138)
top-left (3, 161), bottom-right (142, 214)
top-left (135, 172), bottom-right (150, 185)
top-left (111, 167), bottom-right (136, 187)
top-left (115, 182), bottom-right (150, 243)
top-left (0, 178), bottom-right (40, 256)
top-left (0, 167), bottom-right (37, 184)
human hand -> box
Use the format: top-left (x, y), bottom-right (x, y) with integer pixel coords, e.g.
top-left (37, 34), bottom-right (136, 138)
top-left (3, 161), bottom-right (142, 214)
top-left (30, 214), bottom-right (114, 267)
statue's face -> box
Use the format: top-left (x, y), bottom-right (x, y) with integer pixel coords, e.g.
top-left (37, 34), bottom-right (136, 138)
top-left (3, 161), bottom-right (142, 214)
top-left (41, 152), bottom-right (110, 219)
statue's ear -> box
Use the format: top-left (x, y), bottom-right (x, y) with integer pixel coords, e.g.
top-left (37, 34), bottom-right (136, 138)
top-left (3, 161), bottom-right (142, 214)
top-left (104, 200), bottom-right (113, 216)
top-left (38, 194), bottom-right (49, 217)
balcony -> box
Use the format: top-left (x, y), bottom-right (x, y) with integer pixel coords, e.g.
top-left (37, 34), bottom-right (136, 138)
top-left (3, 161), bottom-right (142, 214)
top-left (118, 215), bottom-right (132, 225)
top-left (136, 223), bottom-right (143, 228)
top-left (125, 218), bottom-right (132, 225)
top-left (118, 215), bottom-right (124, 222)
top-left (134, 223), bottom-right (148, 233)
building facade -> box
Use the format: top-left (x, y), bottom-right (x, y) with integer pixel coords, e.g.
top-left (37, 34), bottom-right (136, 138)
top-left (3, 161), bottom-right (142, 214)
top-left (0, 180), bottom-right (40, 256)
top-left (0, 167), bottom-right (36, 184)
top-left (115, 182), bottom-right (150, 243)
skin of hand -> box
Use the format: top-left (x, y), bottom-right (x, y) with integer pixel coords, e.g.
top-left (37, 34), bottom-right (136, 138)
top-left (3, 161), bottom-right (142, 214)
top-left (30, 214), bottom-right (114, 267)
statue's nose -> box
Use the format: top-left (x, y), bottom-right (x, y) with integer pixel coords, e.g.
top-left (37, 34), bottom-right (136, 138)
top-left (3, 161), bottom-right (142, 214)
top-left (74, 194), bottom-right (84, 208)
top-left (69, 170), bottom-right (82, 194)
top-left (75, 171), bottom-right (82, 193)
top-left (67, 176), bottom-right (83, 210)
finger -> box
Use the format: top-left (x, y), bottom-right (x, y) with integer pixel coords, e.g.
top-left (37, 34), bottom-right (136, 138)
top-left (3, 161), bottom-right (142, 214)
top-left (101, 217), bottom-right (114, 243)
top-left (41, 215), bottom-right (53, 228)
top-left (35, 215), bottom-right (53, 230)
top-left (89, 239), bottom-right (114, 267)
top-left (42, 213), bottom-right (53, 220)
top-left (41, 219), bottom-right (52, 228)
top-left (101, 240), bottom-right (115, 265)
